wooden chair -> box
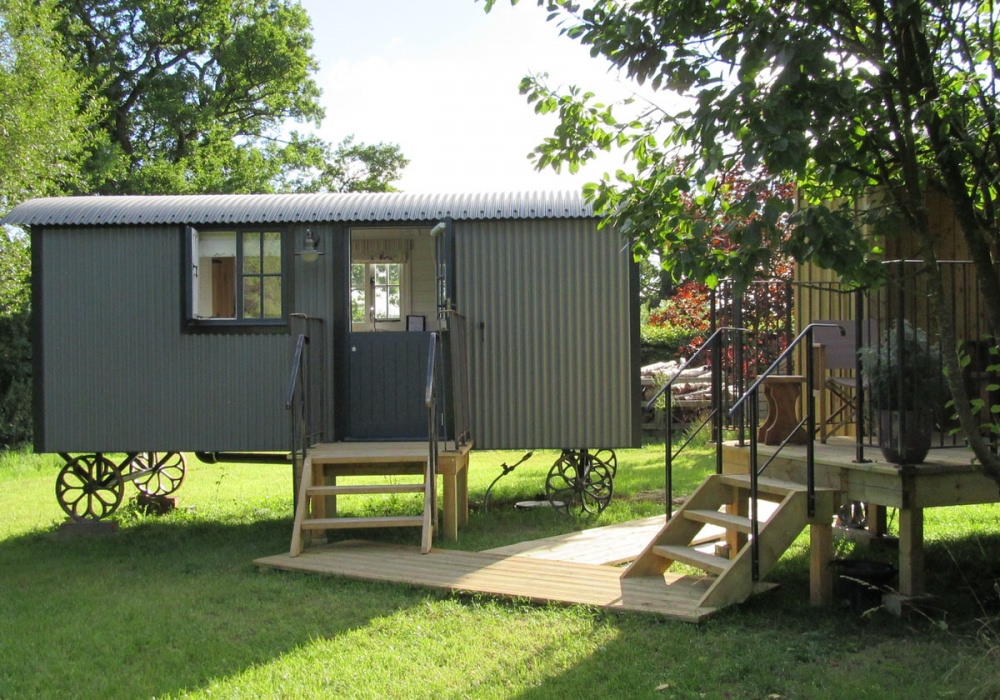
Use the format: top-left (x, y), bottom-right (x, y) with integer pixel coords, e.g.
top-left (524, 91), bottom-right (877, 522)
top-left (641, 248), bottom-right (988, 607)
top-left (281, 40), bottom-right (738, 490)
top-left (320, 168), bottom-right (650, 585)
top-left (812, 320), bottom-right (875, 442)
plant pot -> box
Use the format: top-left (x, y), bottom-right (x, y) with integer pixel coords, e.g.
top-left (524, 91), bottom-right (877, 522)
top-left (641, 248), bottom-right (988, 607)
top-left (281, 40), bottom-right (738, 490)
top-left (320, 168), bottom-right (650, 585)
top-left (877, 409), bottom-right (933, 464)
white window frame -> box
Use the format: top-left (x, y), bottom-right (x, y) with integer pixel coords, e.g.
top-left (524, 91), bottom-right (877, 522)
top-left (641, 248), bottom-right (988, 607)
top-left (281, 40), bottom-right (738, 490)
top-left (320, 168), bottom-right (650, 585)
top-left (350, 260), bottom-right (409, 332)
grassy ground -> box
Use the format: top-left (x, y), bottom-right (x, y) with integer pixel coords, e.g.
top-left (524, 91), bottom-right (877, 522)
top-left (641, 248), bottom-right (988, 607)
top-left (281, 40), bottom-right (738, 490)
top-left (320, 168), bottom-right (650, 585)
top-left (0, 444), bottom-right (998, 699)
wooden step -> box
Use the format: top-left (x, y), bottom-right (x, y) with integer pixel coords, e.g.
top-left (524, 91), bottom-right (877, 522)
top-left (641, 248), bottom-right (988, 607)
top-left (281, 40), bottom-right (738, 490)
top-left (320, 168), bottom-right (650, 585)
top-left (683, 508), bottom-right (754, 534)
top-left (306, 483), bottom-right (425, 496)
top-left (301, 516), bottom-right (424, 530)
top-left (652, 545), bottom-right (730, 575)
top-left (718, 473), bottom-right (812, 496)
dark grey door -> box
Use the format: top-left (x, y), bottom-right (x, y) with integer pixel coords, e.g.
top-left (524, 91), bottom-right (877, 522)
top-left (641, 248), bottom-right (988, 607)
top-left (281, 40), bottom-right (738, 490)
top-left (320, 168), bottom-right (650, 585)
top-left (347, 332), bottom-right (430, 439)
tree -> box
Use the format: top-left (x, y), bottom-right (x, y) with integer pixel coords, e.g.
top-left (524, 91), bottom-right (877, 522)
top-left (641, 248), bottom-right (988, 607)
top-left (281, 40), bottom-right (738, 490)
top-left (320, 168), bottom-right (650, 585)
top-left (55, 0), bottom-right (325, 194)
top-left (0, 0), bottom-right (97, 213)
top-left (274, 134), bottom-right (410, 194)
top-left (486, 0), bottom-right (1000, 485)
top-left (0, 231), bottom-right (31, 447)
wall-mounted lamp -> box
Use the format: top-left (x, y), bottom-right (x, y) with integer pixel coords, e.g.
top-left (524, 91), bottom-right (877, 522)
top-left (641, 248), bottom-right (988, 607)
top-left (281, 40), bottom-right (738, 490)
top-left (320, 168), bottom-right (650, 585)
top-left (295, 228), bottom-right (323, 263)
top-left (429, 222), bottom-right (446, 237)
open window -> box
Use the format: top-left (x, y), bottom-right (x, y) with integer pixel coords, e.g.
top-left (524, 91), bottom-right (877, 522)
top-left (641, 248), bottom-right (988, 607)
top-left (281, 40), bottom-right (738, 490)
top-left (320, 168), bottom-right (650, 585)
top-left (187, 226), bottom-right (289, 328)
top-left (350, 233), bottom-right (415, 332)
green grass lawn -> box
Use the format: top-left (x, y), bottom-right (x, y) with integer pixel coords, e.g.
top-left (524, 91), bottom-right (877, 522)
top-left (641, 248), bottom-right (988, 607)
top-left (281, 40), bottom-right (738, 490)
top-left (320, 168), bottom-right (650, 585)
top-left (0, 444), bottom-right (998, 699)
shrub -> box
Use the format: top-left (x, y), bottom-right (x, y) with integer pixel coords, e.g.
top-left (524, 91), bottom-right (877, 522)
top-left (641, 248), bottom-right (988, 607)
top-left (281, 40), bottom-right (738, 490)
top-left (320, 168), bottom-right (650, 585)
top-left (641, 281), bottom-right (710, 365)
top-left (640, 323), bottom-right (704, 365)
top-left (0, 233), bottom-right (32, 448)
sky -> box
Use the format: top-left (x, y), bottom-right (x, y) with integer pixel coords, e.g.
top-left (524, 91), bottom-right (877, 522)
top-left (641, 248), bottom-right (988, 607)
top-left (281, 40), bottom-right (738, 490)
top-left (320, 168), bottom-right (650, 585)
top-left (296, 0), bottom-right (639, 193)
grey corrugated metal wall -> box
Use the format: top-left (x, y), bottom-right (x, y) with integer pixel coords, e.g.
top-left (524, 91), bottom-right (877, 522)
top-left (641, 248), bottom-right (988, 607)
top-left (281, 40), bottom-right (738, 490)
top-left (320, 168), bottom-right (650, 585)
top-left (37, 225), bottom-right (290, 452)
top-left (456, 218), bottom-right (639, 450)
top-left (27, 196), bottom-right (639, 454)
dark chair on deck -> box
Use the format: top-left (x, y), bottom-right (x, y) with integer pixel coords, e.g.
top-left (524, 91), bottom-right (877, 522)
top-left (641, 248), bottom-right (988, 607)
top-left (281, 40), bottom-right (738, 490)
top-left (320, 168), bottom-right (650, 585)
top-left (812, 320), bottom-right (875, 443)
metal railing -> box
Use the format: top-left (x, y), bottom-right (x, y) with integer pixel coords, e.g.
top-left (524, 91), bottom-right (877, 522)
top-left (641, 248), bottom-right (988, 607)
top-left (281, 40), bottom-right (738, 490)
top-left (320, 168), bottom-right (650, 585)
top-left (645, 327), bottom-right (747, 517)
top-left (716, 261), bottom-right (999, 454)
top-left (285, 314), bottom-right (324, 505)
top-left (727, 322), bottom-right (841, 581)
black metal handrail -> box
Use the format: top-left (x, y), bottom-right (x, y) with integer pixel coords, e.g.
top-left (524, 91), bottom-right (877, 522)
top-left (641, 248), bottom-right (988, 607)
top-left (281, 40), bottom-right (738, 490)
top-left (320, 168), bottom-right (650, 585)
top-left (285, 333), bottom-right (308, 411)
top-left (285, 332), bottom-right (309, 508)
top-left (285, 314), bottom-right (324, 508)
top-left (728, 321), bottom-right (842, 581)
top-left (424, 332), bottom-right (441, 539)
top-left (647, 326), bottom-right (748, 517)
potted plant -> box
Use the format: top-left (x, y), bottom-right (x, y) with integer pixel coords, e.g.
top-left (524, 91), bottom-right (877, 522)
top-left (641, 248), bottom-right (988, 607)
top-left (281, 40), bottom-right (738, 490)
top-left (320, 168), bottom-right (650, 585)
top-left (859, 321), bottom-right (946, 463)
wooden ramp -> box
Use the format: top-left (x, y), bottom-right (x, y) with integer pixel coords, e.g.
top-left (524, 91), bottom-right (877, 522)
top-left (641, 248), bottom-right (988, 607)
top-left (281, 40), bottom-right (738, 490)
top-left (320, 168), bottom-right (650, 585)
top-left (255, 540), bottom-right (719, 622)
top-left (482, 513), bottom-right (747, 565)
top-left (483, 515), bottom-right (667, 565)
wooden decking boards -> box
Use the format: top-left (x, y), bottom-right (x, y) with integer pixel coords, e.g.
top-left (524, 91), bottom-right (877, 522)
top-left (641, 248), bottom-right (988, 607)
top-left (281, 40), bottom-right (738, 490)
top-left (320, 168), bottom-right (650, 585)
top-left (482, 515), bottom-right (667, 566)
top-left (255, 540), bottom-right (719, 622)
top-left (260, 437), bottom-right (1000, 618)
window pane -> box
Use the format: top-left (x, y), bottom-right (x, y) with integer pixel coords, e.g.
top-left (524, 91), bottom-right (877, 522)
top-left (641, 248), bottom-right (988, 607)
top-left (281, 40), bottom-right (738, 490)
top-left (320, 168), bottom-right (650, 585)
top-left (243, 232), bottom-right (261, 273)
top-left (351, 288), bottom-right (367, 322)
top-left (262, 232), bottom-right (282, 274)
top-left (262, 277), bottom-right (282, 318)
top-left (368, 262), bottom-right (402, 320)
top-left (243, 278), bottom-right (261, 318)
top-left (374, 286), bottom-right (400, 320)
top-left (350, 263), bottom-right (367, 322)
top-left (351, 263), bottom-right (366, 289)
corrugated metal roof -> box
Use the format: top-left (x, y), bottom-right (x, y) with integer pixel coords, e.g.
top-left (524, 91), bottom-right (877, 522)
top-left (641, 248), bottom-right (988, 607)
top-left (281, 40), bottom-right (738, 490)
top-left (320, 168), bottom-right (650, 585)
top-left (2, 191), bottom-right (595, 227)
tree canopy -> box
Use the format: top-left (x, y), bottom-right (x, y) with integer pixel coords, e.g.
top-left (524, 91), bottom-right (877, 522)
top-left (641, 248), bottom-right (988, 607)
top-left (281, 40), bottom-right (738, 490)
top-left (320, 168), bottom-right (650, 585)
top-left (56, 0), bottom-right (321, 193)
top-left (52, 0), bottom-right (407, 195)
top-left (274, 134), bottom-right (410, 194)
top-left (0, 0), bottom-right (98, 213)
top-left (1, 0), bottom-right (408, 201)
top-left (485, 0), bottom-right (1000, 482)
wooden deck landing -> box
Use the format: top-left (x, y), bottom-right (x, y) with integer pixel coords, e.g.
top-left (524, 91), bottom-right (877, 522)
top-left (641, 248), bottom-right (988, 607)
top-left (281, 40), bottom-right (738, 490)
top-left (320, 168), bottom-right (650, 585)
top-left (724, 437), bottom-right (1000, 597)
top-left (255, 540), bottom-right (719, 622)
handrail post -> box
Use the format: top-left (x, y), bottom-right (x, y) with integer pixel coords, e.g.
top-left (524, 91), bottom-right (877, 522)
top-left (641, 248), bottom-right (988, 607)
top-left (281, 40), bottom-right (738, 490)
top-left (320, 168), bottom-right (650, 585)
top-left (805, 325), bottom-right (816, 517)
top-left (665, 390), bottom-right (673, 518)
top-left (749, 382), bottom-right (760, 582)
top-left (713, 333), bottom-right (724, 475)
top-left (853, 290), bottom-right (867, 463)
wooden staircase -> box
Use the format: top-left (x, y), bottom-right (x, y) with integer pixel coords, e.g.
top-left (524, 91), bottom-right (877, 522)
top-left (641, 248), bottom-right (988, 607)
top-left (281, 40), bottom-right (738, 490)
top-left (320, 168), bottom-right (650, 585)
top-left (289, 448), bottom-right (437, 556)
top-left (623, 473), bottom-right (836, 610)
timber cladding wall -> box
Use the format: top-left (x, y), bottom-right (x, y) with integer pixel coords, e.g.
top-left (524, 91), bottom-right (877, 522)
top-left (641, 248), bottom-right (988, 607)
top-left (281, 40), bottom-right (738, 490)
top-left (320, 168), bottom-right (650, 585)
top-left (456, 218), bottom-right (639, 450)
top-left (36, 225), bottom-right (288, 453)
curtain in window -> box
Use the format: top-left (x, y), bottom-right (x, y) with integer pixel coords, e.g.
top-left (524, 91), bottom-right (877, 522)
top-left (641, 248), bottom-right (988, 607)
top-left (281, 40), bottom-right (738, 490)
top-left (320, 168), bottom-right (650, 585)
top-left (351, 239), bottom-right (411, 263)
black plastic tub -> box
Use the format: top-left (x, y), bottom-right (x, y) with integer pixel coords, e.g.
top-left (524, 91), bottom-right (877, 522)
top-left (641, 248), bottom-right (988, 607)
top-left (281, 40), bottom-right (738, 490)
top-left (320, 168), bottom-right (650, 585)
top-left (831, 559), bottom-right (897, 609)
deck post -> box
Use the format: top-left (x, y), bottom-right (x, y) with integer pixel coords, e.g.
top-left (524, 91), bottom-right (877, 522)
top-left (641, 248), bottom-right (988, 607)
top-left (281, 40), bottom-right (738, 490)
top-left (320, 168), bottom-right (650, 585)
top-left (897, 506), bottom-right (924, 596)
top-left (809, 520), bottom-right (834, 604)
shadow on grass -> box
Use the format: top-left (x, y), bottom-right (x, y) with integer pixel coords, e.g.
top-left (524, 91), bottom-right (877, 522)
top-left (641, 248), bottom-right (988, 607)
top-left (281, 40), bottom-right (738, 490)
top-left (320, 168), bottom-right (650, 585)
top-left (1, 487), bottom-right (997, 698)
top-left (0, 510), bottom-right (437, 698)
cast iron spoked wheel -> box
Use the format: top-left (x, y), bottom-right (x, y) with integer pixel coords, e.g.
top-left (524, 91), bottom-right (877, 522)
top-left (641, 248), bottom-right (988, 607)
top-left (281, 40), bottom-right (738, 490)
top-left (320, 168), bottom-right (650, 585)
top-left (544, 449), bottom-right (615, 515)
top-left (55, 453), bottom-right (124, 521)
top-left (128, 452), bottom-right (187, 496)
top-left (590, 448), bottom-right (618, 479)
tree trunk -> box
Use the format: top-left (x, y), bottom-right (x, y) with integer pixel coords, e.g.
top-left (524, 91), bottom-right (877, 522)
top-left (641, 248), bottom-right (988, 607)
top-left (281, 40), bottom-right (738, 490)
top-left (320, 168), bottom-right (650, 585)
top-left (917, 214), bottom-right (1000, 488)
